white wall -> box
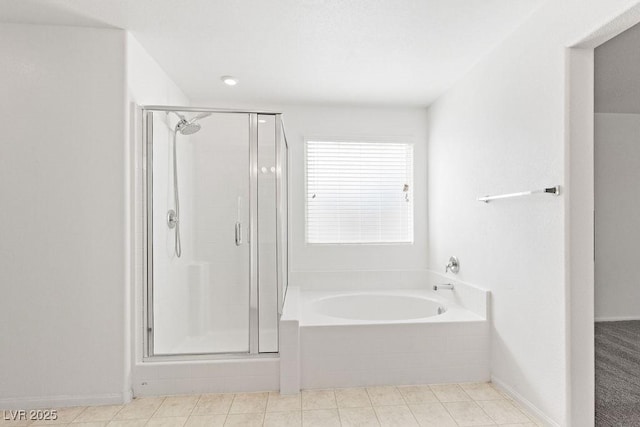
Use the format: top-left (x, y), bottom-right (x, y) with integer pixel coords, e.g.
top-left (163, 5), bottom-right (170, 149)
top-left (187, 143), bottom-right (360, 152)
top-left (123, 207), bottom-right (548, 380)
top-left (595, 22), bottom-right (640, 114)
top-left (425, 1), bottom-right (640, 425)
top-left (125, 34), bottom-right (192, 357)
top-left (0, 24), bottom-right (194, 408)
top-left (126, 34), bottom-right (190, 110)
top-left (188, 103), bottom-right (430, 287)
top-left (283, 105), bottom-right (429, 279)
top-left (594, 23), bottom-right (640, 321)
top-left (0, 23), bottom-right (127, 407)
top-left (594, 114), bottom-right (640, 320)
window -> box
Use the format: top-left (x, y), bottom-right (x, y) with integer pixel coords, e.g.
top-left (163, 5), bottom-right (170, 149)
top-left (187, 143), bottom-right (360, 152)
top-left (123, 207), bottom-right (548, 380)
top-left (306, 140), bottom-right (414, 244)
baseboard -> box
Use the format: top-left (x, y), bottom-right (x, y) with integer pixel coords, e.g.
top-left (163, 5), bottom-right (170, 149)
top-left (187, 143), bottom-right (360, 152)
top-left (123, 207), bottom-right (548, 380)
top-left (491, 375), bottom-right (559, 427)
top-left (0, 392), bottom-right (129, 410)
top-left (595, 315), bottom-right (640, 322)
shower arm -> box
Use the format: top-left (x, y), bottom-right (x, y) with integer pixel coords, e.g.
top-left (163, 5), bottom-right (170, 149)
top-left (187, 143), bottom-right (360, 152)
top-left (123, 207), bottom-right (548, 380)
top-left (168, 110), bottom-right (212, 125)
top-left (168, 110), bottom-right (187, 123)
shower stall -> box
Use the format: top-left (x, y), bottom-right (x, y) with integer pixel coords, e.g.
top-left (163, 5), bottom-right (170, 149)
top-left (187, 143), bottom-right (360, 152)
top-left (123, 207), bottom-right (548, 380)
top-left (142, 106), bottom-right (288, 358)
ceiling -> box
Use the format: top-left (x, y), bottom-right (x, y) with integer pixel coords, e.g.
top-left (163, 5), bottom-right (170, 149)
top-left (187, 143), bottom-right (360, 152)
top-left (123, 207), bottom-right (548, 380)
top-left (0, 0), bottom-right (545, 106)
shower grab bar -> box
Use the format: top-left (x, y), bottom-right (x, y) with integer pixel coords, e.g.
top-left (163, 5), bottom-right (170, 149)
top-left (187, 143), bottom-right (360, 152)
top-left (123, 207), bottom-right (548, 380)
top-left (477, 186), bottom-right (560, 203)
top-left (235, 222), bottom-right (242, 246)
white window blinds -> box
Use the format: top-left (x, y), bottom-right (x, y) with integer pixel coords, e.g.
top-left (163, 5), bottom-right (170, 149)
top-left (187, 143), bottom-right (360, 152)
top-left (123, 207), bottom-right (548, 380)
top-left (306, 140), bottom-right (414, 244)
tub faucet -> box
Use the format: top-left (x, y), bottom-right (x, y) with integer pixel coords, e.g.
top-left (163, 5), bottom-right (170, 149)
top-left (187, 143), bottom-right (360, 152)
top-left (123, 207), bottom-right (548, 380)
top-left (433, 283), bottom-right (454, 291)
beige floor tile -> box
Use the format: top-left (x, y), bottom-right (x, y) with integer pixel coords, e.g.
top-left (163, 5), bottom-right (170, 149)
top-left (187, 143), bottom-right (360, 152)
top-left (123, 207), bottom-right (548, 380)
top-left (125, 397), bottom-right (165, 407)
top-left (184, 415), bottom-right (226, 427)
top-left (115, 398), bottom-right (164, 420)
top-left (530, 417), bottom-right (545, 426)
top-left (339, 407), bottom-right (380, 427)
top-left (73, 406), bottom-right (123, 423)
top-left (266, 392), bottom-right (301, 412)
top-left (374, 405), bottom-right (418, 427)
top-left (476, 400), bottom-right (531, 424)
top-left (228, 393), bottom-right (267, 414)
top-left (301, 409), bottom-right (340, 427)
top-left (429, 384), bottom-right (472, 402)
top-left (335, 388), bottom-right (372, 408)
top-left (223, 413), bottom-right (263, 427)
top-left (443, 401), bottom-right (495, 426)
top-left (192, 394), bottom-right (234, 416)
top-left (409, 402), bottom-right (457, 427)
top-left (263, 411), bottom-right (302, 427)
top-left (4, 382), bottom-right (543, 427)
top-left (301, 390), bottom-right (337, 410)
top-left (397, 386), bottom-right (438, 404)
top-left (31, 407), bottom-right (86, 425)
top-left (154, 397), bottom-right (199, 418)
top-left (106, 420), bottom-right (147, 427)
top-left (0, 416), bottom-right (34, 427)
top-left (67, 423), bottom-right (108, 427)
top-left (490, 385), bottom-right (514, 401)
top-left (459, 383), bottom-right (504, 401)
top-left (146, 418), bottom-right (188, 427)
top-left (365, 387), bottom-right (404, 407)
top-left (507, 402), bottom-right (544, 426)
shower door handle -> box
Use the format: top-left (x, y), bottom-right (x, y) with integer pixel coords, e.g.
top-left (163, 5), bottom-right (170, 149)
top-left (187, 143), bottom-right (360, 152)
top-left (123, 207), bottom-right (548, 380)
top-left (235, 222), bottom-right (242, 246)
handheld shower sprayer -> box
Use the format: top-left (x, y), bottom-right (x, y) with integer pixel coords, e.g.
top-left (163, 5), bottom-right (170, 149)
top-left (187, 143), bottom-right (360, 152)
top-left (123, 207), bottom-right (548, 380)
top-left (167, 111), bottom-right (212, 257)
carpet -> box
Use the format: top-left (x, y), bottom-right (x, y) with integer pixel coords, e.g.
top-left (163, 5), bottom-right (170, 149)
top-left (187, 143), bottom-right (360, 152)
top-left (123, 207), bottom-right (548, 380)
top-left (596, 320), bottom-right (640, 426)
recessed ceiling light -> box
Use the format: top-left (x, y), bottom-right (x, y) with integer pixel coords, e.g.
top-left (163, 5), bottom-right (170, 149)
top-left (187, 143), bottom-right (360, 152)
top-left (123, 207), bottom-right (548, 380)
top-left (221, 75), bottom-right (238, 86)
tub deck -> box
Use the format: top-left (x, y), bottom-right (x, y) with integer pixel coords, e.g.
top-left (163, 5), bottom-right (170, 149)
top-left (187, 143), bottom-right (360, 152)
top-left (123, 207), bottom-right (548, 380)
top-left (299, 289), bottom-right (485, 326)
top-left (279, 286), bottom-right (490, 393)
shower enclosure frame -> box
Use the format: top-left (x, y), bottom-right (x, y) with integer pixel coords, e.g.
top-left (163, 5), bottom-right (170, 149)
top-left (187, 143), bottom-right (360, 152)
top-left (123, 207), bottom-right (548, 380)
top-left (141, 105), bottom-right (289, 361)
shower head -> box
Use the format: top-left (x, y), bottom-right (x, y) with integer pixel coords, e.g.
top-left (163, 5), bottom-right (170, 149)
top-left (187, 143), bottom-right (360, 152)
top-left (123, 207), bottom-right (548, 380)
top-left (170, 111), bottom-right (212, 135)
top-left (176, 119), bottom-right (201, 135)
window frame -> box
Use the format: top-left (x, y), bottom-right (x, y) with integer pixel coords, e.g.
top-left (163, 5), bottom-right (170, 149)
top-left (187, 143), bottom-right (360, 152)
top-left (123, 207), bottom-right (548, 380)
top-left (303, 136), bottom-right (415, 246)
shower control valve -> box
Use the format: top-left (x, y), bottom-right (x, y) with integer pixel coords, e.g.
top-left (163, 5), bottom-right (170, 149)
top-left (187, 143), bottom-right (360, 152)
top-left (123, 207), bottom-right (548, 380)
top-left (445, 256), bottom-right (459, 274)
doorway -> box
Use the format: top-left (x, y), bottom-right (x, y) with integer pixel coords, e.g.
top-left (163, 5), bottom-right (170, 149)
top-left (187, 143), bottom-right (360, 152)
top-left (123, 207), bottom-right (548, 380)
top-left (593, 23), bottom-right (640, 425)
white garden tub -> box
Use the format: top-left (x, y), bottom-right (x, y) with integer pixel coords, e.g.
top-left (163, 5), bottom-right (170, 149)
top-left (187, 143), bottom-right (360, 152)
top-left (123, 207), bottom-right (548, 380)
top-left (301, 289), bottom-right (486, 326)
top-left (309, 293), bottom-right (446, 322)
top-left (279, 286), bottom-right (490, 392)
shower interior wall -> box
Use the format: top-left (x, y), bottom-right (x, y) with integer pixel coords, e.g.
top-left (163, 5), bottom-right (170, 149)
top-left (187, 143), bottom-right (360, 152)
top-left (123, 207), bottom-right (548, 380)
top-left (148, 111), bottom-right (283, 356)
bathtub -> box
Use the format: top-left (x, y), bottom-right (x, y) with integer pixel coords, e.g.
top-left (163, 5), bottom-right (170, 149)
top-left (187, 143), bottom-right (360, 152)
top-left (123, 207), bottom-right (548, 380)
top-left (301, 290), bottom-right (483, 325)
top-left (279, 286), bottom-right (490, 392)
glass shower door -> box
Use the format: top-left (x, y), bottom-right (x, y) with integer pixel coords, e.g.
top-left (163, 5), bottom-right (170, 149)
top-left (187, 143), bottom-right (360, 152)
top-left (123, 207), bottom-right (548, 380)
top-left (147, 111), bottom-right (251, 355)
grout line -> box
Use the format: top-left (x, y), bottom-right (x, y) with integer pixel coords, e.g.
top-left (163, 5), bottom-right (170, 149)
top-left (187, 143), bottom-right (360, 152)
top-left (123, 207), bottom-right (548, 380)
top-left (438, 397), bottom-right (464, 427)
top-left (110, 404), bottom-right (126, 424)
top-left (474, 401), bottom-right (498, 426)
top-left (67, 407), bottom-right (87, 424)
top-left (509, 400), bottom-right (539, 425)
top-left (264, 391), bottom-right (273, 414)
top-left (143, 396), bottom-right (166, 425)
top-left (220, 395), bottom-right (230, 427)
top-left (369, 404), bottom-right (382, 427)
top-left (182, 394), bottom-right (199, 426)
top-left (227, 393), bottom-right (239, 419)
top-left (69, 407), bottom-right (89, 424)
top-left (330, 389), bottom-right (337, 412)
top-left (396, 386), bottom-right (420, 426)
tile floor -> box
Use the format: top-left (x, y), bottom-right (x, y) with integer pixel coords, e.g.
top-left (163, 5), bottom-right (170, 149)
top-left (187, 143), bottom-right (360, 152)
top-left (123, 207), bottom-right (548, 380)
top-left (1, 383), bottom-right (543, 427)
